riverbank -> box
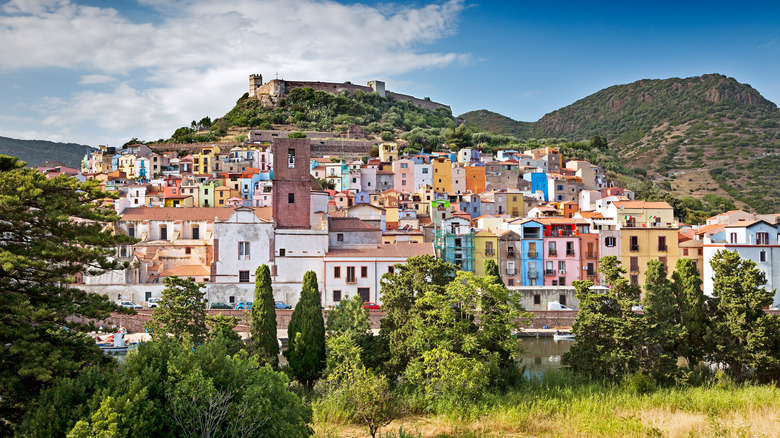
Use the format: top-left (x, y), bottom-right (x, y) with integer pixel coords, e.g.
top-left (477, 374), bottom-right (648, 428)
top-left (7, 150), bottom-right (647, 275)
top-left (313, 373), bottom-right (780, 437)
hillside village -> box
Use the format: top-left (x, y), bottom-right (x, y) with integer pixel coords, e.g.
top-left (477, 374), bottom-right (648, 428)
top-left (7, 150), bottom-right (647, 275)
top-left (55, 122), bottom-right (778, 311)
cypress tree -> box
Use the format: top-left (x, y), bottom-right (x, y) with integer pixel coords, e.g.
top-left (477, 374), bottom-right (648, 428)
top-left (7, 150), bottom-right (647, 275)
top-left (284, 271), bottom-right (326, 387)
top-left (670, 258), bottom-right (708, 368)
top-left (251, 264), bottom-right (278, 368)
top-left (641, 260), bottom-right (679, 383)
top-left (484, 259), bottom-right (502, 284)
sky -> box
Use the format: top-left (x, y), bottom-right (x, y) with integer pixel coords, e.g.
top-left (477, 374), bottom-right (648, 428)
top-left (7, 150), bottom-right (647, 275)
top-left (1, 0), bottom-right (779, 147)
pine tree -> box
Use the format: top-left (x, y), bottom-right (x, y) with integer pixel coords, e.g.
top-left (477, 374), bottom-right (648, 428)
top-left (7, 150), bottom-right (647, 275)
top-left (670, 258), bottom-right (708, 368)
top-left (251, 264), bottom-right (279, 368)
top-left (284, 271), bottom-right (326, 387)
top-left (146, 276), bottom-right (208, 344)
top-left (0, 156), bottom-right (135, 432)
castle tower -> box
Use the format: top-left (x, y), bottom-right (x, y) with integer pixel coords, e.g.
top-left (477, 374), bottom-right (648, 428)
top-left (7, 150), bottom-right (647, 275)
top-left (272, 138), bottom-right (311, 229)
top-left (367, 80), bottom-right (385, 97)
top-left (249, 74), bottom-right (263, 97)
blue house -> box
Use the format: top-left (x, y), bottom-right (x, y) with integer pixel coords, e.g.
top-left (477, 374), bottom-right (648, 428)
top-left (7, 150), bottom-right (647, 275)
top-left (512, 219), bottom-right (544, 286)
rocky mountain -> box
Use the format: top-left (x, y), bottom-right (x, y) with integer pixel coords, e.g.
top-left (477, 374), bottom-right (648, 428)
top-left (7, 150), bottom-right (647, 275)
top-left (0, 136), bottom-right (93, 168)
top-left (461, 74), bottom-right (780, 213)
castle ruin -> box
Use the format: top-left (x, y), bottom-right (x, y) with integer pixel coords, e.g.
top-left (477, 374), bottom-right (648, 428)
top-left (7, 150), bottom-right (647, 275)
top-left (248, 74), bottom-right (449, 112)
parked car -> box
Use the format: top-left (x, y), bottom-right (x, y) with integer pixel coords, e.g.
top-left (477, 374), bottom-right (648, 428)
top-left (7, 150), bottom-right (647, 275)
top-left (120, 301), bottom-right (142, 309)
top-left (274, 301), bottom-right (292, 309)
top-left (235, 301), bottom-right (253, 310)
top-left (210, 302), bottom-right (232, 309)
top-left (148, 297), bottom-right (160, 308)
top-left (362, 301), bottom-right (380, 310)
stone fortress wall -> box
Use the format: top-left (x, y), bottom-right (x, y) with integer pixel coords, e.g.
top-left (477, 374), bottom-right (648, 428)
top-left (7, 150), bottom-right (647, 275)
top-left (249, 74), bottom-right (449, 112)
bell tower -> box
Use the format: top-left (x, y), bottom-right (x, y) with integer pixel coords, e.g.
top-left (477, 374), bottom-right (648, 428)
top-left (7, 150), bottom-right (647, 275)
top-left (272, 137), bottom-right (311, 229)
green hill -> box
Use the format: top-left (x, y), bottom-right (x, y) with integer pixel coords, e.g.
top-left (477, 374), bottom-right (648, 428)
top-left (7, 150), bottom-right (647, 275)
top-left (0, 137), bottom-right (93, 168)
top-left (460, 74), bottom-right (780, 213)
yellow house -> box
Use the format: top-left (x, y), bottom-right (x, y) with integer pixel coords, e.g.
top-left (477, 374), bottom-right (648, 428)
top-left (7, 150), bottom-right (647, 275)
top-left (117, 154), bottom-right (136, 177)
top-left (608, 201), bottom-right (676, 228)
top-left (432, 157), bottom-right (452, 193)
top-left (505, 190), bottom-right (525, 218)
top-left (194, 145), bottom-right (221, 175)
top-left (620, 227), bottom-right (680, 287)
top-left (214, 186), bottom-right (239, 206)
top-left (379, 142), bottom-right (398, 163)
top-left (474, 230), bottom-right (499, 277)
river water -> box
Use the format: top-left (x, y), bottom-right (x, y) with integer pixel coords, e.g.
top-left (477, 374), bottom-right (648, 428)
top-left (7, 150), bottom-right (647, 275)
top-left (519, 337), bottom-right (574, 376)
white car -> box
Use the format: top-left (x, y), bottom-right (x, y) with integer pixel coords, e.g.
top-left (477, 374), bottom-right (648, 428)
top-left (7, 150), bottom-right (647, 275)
top-left (120, 301), bottom-right (141, 309)
top-left (148, 297), bottom-right (161, 308)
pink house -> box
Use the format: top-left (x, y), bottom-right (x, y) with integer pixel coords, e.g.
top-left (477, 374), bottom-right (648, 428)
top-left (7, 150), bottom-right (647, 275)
top-left (539, 218), bottom-right (581, 287)
top-left (392, 159), bottom-right (415, 194)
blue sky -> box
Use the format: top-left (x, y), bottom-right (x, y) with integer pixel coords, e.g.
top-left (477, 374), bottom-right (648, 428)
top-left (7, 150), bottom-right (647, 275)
top-left (1, 0), bottom-right (779, 146)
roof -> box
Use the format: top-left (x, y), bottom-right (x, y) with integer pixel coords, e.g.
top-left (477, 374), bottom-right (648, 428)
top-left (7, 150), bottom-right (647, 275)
top-left (122, 206), bottom-right (271, 222)
top-left (535, 217), bottom-right (591, 225)
top-left (612, 201), bottom-right (673, 209)
top-left (725, 219), bottom-right (774, 229)
top-left (161, 264), bottom-right (210, 277)
top-left (695, 223), bottom-right (726, 235)
top-left (325, 242), bottom-right (434, 258)
top-left (577, 211), bottom-right (604, 219)
top-left (329, 217), bottom-right (381, 232)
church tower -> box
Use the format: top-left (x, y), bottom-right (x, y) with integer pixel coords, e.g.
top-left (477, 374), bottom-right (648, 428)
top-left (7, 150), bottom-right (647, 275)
top-left (272, 137), bottom-right (311, 229)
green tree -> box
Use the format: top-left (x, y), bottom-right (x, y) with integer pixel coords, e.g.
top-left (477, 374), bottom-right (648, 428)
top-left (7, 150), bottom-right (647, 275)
top-left (326, 294), bottom-right (371, 340)
top-left (379, 255), bottom-right (456, 377)
top-left (285, 271), bottom-right (326, 387)
top-left (316, 177), bottom-right (336, 190)
top-left (67, 396), bottom-right (121, 438)
top-left (641, 260), bottom-right (679, 383)
top-left (145, 276), bottom-right (208, 345)
top-left (563, 256), bottom-right (643, 380)
top-left (670, 258), bottom-right (709, 368)
top-left (708, 250), bottom-right (780, 382)
top-left (484, 259), bottom-right (502, 284)
top-left (207, 312), bottom-right (244, 356)
top-left (251, 264), bottom-right (279, 368)
top-left (0, 156), bottom-right (134, 432)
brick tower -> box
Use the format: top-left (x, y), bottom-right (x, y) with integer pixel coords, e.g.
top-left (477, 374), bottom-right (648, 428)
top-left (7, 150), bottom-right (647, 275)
top-left (272, 138), bottom-right (311, 229)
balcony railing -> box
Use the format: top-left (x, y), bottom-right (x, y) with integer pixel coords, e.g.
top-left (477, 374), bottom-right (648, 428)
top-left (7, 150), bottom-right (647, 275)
top-left (548, 250), bottom-right (557, 256)
top-left (629, 265), bottom-right (640, 273)
top-left (566, 250), bottom-right (575, 257)
top-left (485, 250), bottom-right (494, 256)
top-left (586, 252), bottom-right (596, 258)
top-left (658, 245), bottom-right (667, 252)
top-left (528, 271), bottom-right (538, 279)
top-left (630, 245), bottom-right (639, 252)
top-left (506, 251), bottom-right (516, 259)
top-left (545, 269), bottom-right (556, 276)
top-left (527, 251), bottom-right (538, 258)
top-left (506, 269), bottom-right (516, 276)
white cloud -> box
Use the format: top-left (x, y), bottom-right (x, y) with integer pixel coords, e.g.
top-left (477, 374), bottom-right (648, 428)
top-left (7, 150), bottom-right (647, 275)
top-left (0, 0), bottom-right (467, 144)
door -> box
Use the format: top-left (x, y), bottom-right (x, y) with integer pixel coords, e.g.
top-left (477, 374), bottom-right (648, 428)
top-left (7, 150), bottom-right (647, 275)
top-left (358, 288), bottom-right (370, 302)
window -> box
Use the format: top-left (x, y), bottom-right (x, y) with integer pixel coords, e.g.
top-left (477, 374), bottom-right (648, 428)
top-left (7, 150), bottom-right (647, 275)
top-left (128, 225), bottom-right (135, 238)
top-left (630, 274), bottom-right (638, 285)
top-left (683, 248), bottom-right (689, 256)
top-left (333, 266), bottom-right (341, 278)
top-left (507, 261), bottom-right (515, 275)
top-left (566, 241), bottom-right (575, 256)
top-left (630, 256), bottom-right (639, 272)
top-left (559, 294), bottom-right (567, 306)
top-left (605, 236), bottom-right (616, 247)
top-left (185, 247), bottom-right (192, 255)
top-left (279, 248), bottom-right (286, 257)
top-left (238, 241), bottom-right (250, 260)
top-left (160, 225), bottom-right (167, 240)
top-left (333, 290), bottom-right (342, 302)
top-left (358, 288), bottom-right (370, 302)
top-left (586, 262), bottom-right (595, 276)
top-left (239, 270), bottom-right (250, 282)
top-left (559, 276), bottom-right (566, 286)
top-left (361, 266), bottom-right (368, 278)
top-left (388, 266), bottom-right (394, 274)
top-left (659, 256), bottom-right (667, 271)
top-left (730, 232), bottom-right (737, 244)
top-left (229, 295), bottom-right (235, 303)
top-left (287, 148), bottom-right (295, 168)
top-left (586, 242), bottom-right (595, 258)
top-left (534, 294), bottom-right (541, 305)
top-left (337, 233), bottom-right (344, 242)
top-left (204, 188), bottom-right (209, 195)
top-left (400, 163), bottom-right (408, 168)
top-left (548, 241), bottom-right (557, 256)
top-left (422, 168), bottom-right (429, 174)
top-left (558, 261), bottom-right (566, 274)
top-left (508, 279), bottom-right (514, 286)
top-left (698, 248), bottom-right (703, 255)
top-left (346, 266), bottom-right (356, 283)
top-left (485, 241), bottom-right (494, 256)
top-left (629, 236), bottom-right (639, 251)
top-left (288, 192), bottom-right (295, 204)
top-left (658, 236), bottom-right (667, 251)
top-left (760, 250), bottom-right (767, 262)
top-left (757, 232), bottom-right (769, 245)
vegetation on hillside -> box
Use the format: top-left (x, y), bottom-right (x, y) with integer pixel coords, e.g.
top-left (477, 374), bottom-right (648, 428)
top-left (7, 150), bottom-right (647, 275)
top-left (0, 136), bottom-right (93, 168)
top-left (461, 74), bottom-right (780, 213)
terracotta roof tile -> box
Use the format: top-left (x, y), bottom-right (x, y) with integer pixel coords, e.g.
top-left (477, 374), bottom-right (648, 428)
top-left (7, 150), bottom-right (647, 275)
top-left (613, 200), bottom-right (673, 209)
top-left (122, 206), bottom-right (271, 222)
top-left (161, 264), bottom-right (210, 277)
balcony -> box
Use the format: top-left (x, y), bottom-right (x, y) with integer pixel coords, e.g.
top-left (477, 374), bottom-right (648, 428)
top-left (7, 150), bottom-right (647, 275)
top-left (548, 250), bottom-right (557, 257)
top-left (485, 250), bottom-right (494, 256)
top-left (506, 251), bottom-right (516, 259)
top-left (630, 245), bottom-right (639, 252)
top-left (545, 269), bottom-right (556, 276)
top-left (527, 251), bottom-right (538, 258)
top-left (586, 252), bottom-right (596, 259)
top-left (506, 269), bottom-right (516, 276)
top-left (528, 271), bottom-right (538, 279)
top-left (586, 274), bottom-right (597, 281)
top-left (566, 250), bottom-right (575, 257)
top-left (658, 245), bottom-right (667, 252)
top-left (629, 265), bottom-right (640, 273)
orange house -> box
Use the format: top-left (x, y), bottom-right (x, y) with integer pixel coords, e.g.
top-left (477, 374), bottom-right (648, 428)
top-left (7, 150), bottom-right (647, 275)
top-left (465, 165), bottom-right (486, 194)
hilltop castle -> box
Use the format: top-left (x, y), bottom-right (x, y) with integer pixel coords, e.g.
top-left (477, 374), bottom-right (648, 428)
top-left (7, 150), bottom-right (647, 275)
top-left (248, 74), bottom-right (449, 112)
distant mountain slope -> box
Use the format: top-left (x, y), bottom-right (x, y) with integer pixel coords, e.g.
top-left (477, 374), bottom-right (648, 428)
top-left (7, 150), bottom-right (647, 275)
top-left (459, 109), bottom-right (531, 137)
top-left (460, 74), bottom-right (780, 213)
top-left (0, 137), bottom-right (93, 168)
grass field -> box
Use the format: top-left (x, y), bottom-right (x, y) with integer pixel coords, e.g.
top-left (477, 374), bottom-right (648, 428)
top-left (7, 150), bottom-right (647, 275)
top-left (313, 370), bottom-right (780, 438)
